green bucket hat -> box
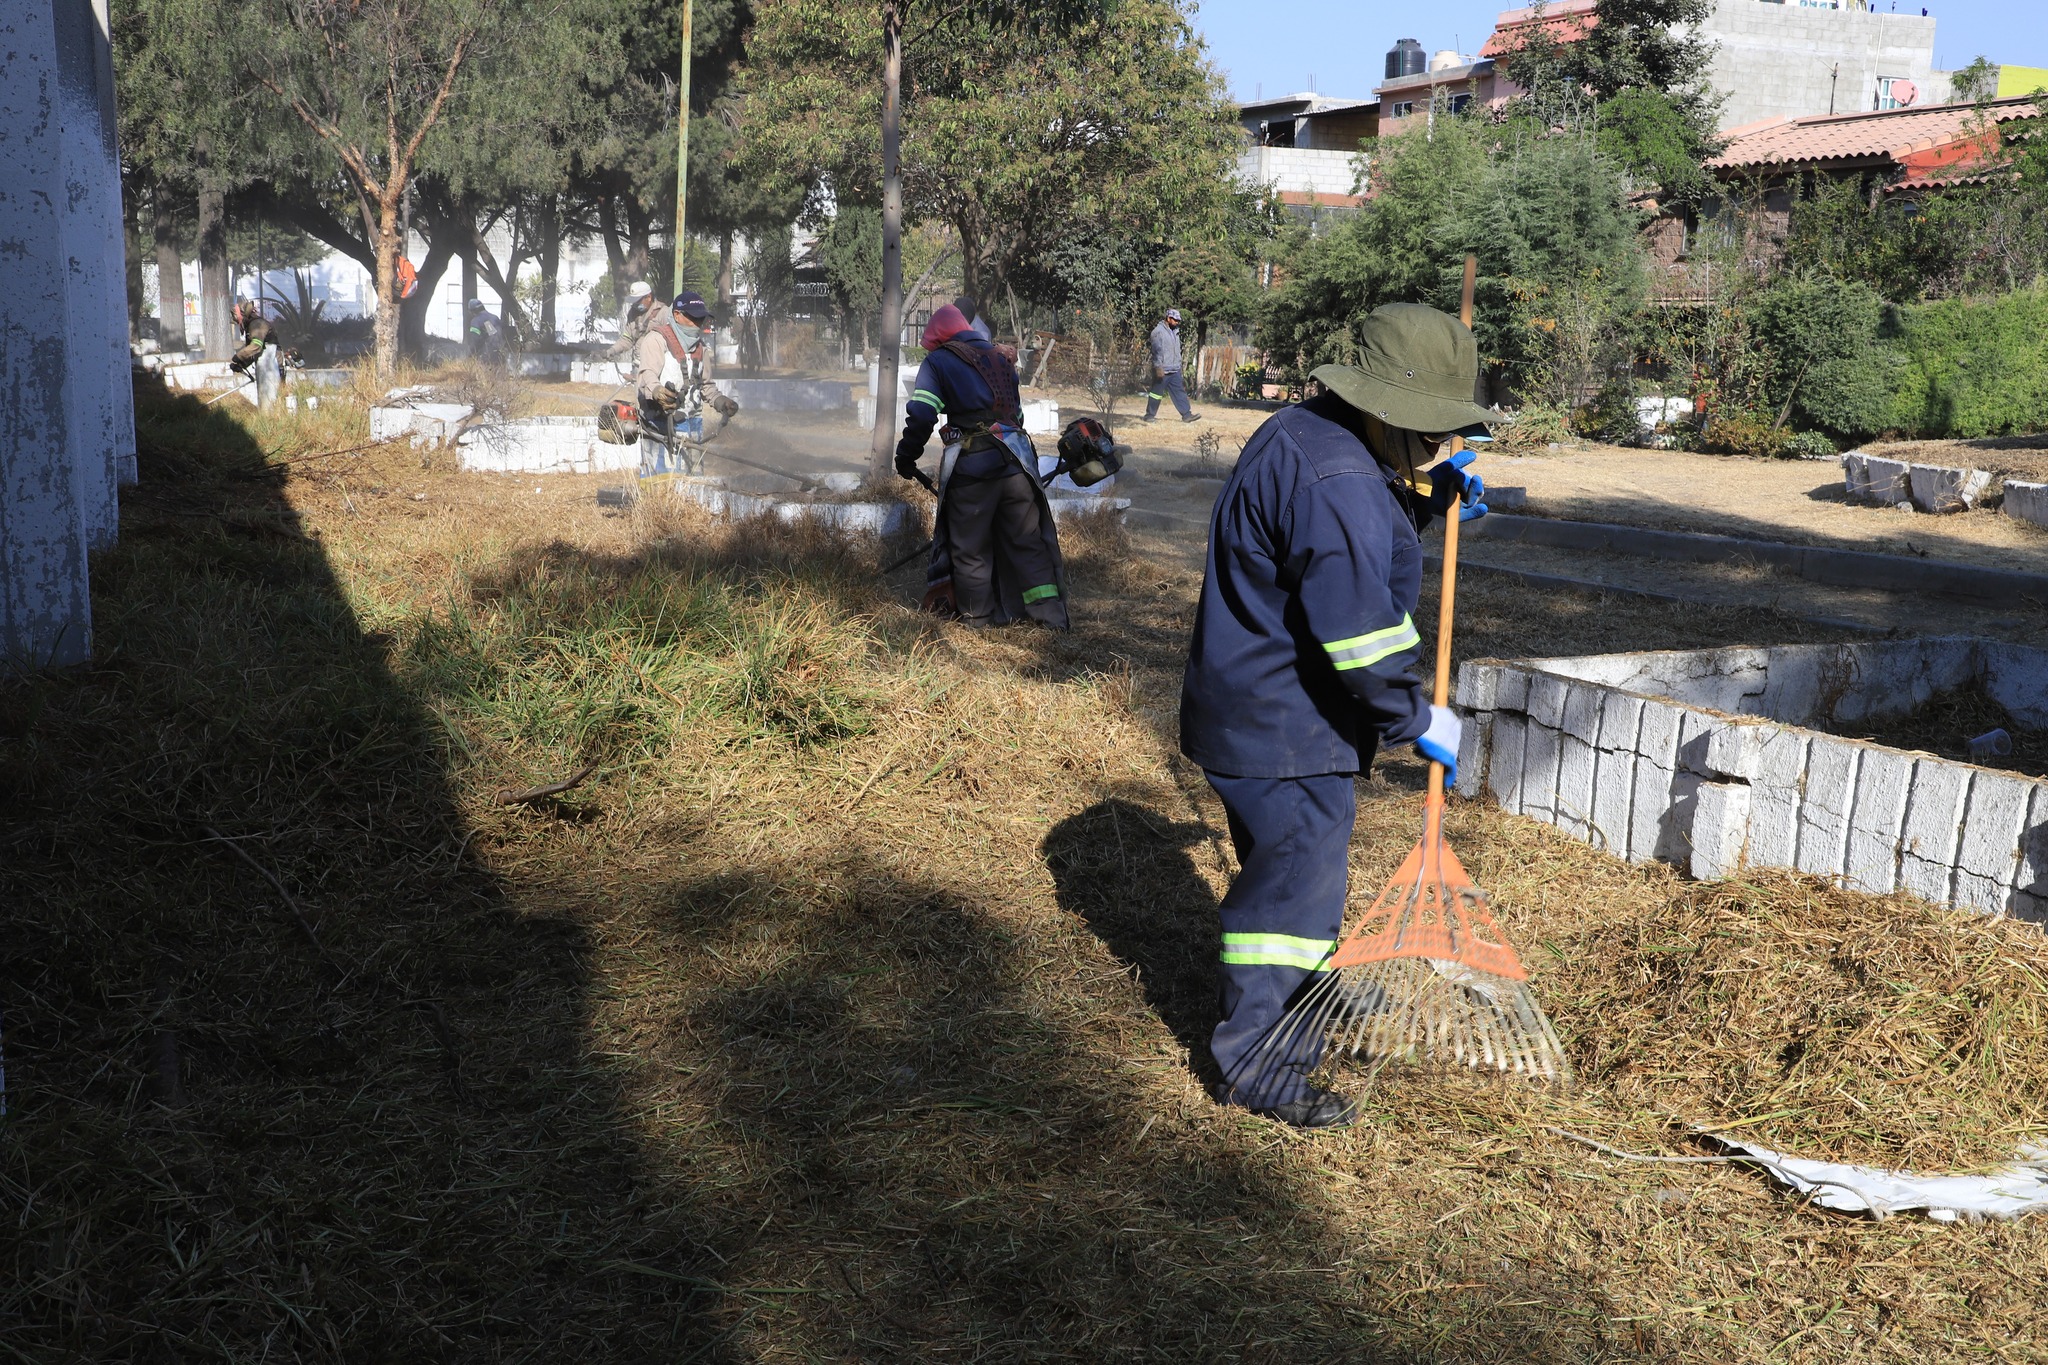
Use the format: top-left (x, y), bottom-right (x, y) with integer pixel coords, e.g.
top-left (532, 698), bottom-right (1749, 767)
top-left (1311, 303), bottom-right (1495, 434)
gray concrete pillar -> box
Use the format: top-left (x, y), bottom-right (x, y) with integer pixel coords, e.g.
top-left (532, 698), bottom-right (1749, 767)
top-left (51, 0), bottom-right (137, 514)
top-left (1, 0), bottom-right (95, 669)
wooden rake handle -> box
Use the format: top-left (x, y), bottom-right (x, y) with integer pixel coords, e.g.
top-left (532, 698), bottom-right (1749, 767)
top-left (1426, 254), bottom-right (1479, 828)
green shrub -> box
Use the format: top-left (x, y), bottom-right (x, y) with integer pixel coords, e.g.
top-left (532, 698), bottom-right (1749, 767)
top-left (1232, 360), bottom-right (1266, 400)
top-left (1495, 400), bottom-right (1572, 452)
top-left (1890, 287), bottom-right (2048, 438)
top-left (1570, 378), bottom-right (1644, 444)
top-left (1783, 430), bottom-right (1837, 460)
top-left (1744, 275), bottom-right (1890, 439)
top-left (1799, 348), bottom-right (1905, 440)
top-left (1699, 409), bottom-right (1789, 457)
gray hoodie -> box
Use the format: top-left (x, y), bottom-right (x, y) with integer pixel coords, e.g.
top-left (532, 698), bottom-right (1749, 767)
top-left (1148, 319), bottom-right (1182, 374)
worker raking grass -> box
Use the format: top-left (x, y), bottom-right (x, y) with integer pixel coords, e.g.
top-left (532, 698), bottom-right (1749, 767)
top-left (1179, 301), bottom-right (1499, 1129)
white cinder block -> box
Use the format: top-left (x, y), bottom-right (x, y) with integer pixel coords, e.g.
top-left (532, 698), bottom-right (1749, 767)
top-left (1899, 760), bottom-right (1972, 906)
top-left (1658, 770), bottom-right (1705, 865)
top-left (1587, 691), bottom-right (1643, 856)
top-left (1521, 723), bottom-right (1563, 823)
top-left (1705, 720), bottom-right (1768, 781)
top-left (1745, 727), bottom-right (1811, 870)
top-left (1676, 708), bottom-right (1727, 776)
top-left (1843, 746), bottom-right (1914, 895)
top-left (2013, 784), bottom-right (2048, 911)
top-left (1955, 770), bottom-right (2038, 899)
top-left (2004, 480), bottom-right (2048, 532)
top-left (1861, 456), bottom-right (1911, 504)
top-left (1841, 451), bottom-right (1869, 499)
top-left (1526, 672), bottom-right (1570, 729)
top-left (1555, 730), bottom-right (1596, 840)
top-left (1455, 661), bottom-right (1503, 712)
top-left (1795, 737), bottom-right (1861, 878)
top-left (1495, 667), bottom-right (1532, 714)
top-left (1488, 712), bottom-right (1528, 814)
top-left (1691, 782), bottom-right (1753, 881)
top-left (1908, 463), bottom-right (1992, 513)
top-left (1561, 683), bottom-right (1604, 746)
top-left (1455, 711), bottom-right (1491, 799)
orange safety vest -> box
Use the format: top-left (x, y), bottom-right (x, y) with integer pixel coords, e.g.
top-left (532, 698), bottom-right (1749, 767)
top-left (397, 257), bottom-right (419, 299)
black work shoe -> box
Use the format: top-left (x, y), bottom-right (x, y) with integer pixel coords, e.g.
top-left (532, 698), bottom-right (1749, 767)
top-left (1250, 1088), bottom-right (1358, 1130)
top-left (1182, 413), bottom-right (1204, 423)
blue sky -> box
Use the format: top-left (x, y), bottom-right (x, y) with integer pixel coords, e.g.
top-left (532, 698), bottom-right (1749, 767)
top-left (1192, 0), bottom-right (2048, 104)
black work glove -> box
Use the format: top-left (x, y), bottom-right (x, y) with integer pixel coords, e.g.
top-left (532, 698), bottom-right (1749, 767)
top-left (894, 445), bottom-right (922, 481)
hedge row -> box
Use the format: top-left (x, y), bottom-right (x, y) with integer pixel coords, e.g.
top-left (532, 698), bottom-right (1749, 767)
top-left (1888, 286), bottom-right (2048, 439)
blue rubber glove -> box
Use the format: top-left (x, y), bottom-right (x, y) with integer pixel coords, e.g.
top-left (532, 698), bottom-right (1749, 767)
top-left (1415, 704), bottom-right (1463, 785)
top-left (1428, 449), bottom-right (1488, 522)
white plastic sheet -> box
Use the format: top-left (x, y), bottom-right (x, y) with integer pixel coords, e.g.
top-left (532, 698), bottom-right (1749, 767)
top-left (1707, 1135), bottom-right (2048, 1223)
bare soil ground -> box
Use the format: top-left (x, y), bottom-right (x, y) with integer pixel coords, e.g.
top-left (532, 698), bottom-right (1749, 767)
top-left (7, 374), bottom-right (2048, 1361)
top-left (1479, 445), bottom-right (2048, 575)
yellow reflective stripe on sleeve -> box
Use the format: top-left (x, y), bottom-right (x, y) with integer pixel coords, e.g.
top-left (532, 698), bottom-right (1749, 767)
top-left (1021, 584), bottom-right (1060, 604)
top-left (1323, 614), bottom-right (1419, 672)
top-left (1219, 932), bottom-right (1337, 971)
top-left (911, 388), bottom-right (945, 410)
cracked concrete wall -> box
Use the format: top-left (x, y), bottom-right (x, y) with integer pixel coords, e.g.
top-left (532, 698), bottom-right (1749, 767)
top-left (2, 0), bottom-right (94, 669)
top-left (52, 0), bottom-right (135, 513)
top-left (2, 0), bottom-right (132, 672)
top-left (1456, 641), bottom-right (2048, 924)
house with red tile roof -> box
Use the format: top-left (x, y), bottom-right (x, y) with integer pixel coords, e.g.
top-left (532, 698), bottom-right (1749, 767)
top-left (1646, 96), bottom-right (2042, 301)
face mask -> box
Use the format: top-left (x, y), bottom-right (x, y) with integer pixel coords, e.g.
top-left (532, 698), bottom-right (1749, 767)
top-left (1362, 415), bottom-right (1443, 490)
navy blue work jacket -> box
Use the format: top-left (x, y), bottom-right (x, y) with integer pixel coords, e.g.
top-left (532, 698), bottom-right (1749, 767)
top-left (899, 339), bottom-right (1016, 480)
top-left (1180, 394), bottom-right (1436, 779)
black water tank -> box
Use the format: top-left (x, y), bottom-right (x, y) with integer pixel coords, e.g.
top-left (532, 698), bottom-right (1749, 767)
top-left (1386, 38), bottom-right (1425, 80)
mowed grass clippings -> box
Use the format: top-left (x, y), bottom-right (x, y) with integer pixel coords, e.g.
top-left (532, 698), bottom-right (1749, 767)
top-left (4, 380), bottom-right (2048, 1362)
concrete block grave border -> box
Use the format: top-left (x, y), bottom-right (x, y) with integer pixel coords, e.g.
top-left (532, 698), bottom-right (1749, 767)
top-left (653, 474), bottom-right (1128, 538)
top-left (1841, 449), bottom-right (2048, 531)
top-left (1453, 638), bottom-right (2048, 923)
top-left (2006, 481), bottom-right (2048, 533)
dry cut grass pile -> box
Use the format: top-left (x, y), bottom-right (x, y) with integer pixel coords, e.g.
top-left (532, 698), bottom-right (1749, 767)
top-left (7, 377), bottom-right (2048, 1362)
top-left (1539, 872), bottom-right (2048, 1169)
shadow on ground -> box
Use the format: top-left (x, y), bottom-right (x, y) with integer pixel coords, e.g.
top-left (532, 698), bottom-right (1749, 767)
top-left (0, 388), bottom-right (1630, 1360)
top-left (0, 376), bottom-right (731, 1360)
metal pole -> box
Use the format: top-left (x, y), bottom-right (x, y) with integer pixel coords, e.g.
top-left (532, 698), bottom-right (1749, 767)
top-left (673, 0), bottom-right (694, 297)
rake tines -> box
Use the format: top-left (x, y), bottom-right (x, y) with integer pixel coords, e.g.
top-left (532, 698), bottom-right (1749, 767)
top-left (1242, 812), bottom-right (1571, 1093)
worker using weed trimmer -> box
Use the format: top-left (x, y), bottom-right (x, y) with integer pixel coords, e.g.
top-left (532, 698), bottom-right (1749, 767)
top-left (1179, 302), bottom-right (1491, 1130)
top-left (228, 301), bottom-right (284, 409)
top-left (895, 303), bottom-right (1068, 629)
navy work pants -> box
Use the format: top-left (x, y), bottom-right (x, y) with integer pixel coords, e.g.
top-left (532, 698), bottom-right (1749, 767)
top-left (1144, 369), bottom-right (1192, 420)
top-left (1205, 770), bottom-right (1355, 1108)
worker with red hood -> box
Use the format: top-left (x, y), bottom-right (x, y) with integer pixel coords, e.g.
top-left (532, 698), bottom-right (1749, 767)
top-left (896, 304), bottom-right (1068, 629)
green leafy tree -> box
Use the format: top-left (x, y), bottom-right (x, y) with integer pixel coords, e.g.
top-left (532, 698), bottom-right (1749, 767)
top-left (1495, 0), bottom-right (1722, 207)
top-left (746, 0), bottom-right (1130, 477)
top-left (1261, 115), bottom-right (1648, 407)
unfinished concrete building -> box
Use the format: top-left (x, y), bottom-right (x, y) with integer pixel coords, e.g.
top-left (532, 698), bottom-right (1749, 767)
top-left (1, 0), bottom-right (134, 670)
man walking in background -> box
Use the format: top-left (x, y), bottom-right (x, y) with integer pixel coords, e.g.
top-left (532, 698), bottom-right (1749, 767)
top-left (1144, 307), bottom-right (1199, 424)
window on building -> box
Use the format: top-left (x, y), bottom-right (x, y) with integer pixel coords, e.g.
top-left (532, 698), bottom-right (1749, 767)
top-left (1389, 101), bottom-right (1415, 118)
top-left (1876, 76), bottom-right (1909, 110)
top-left (1449, 93), bottom-right (1473, 113)
top-left (1261, 119), bottom-right (1296, 148)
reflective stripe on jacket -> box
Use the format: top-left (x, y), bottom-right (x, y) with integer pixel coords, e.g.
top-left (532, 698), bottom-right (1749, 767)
top-left (1179, 393), bottom-right (1436, 779)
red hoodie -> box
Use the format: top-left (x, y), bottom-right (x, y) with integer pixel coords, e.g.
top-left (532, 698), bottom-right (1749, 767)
top-left (921, 304), bottom-right (971, 352)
